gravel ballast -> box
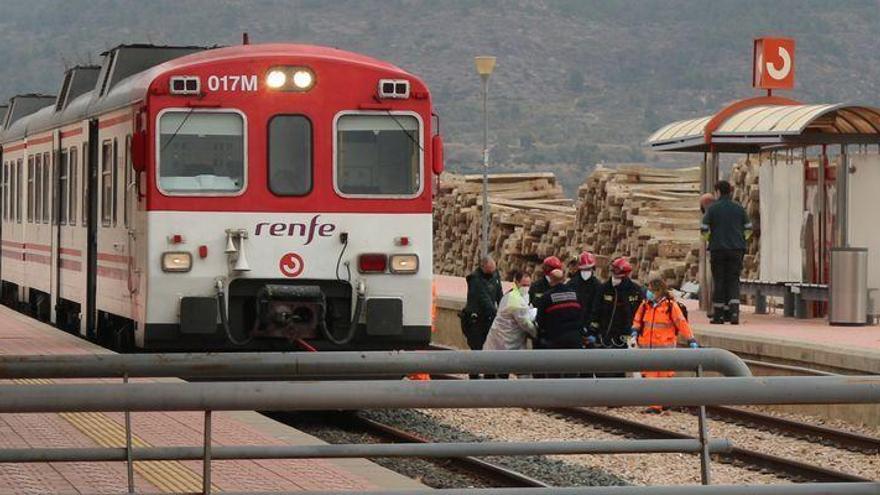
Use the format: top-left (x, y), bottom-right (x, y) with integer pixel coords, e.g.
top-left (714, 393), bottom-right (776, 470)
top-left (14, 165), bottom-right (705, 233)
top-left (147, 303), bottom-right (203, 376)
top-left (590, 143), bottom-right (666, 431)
top-left (412, 407), bottom-right (789, 486)
top-left (602, 406), bottom-right (879, 480)
top-left (363, 409), bottom-right (629, 487)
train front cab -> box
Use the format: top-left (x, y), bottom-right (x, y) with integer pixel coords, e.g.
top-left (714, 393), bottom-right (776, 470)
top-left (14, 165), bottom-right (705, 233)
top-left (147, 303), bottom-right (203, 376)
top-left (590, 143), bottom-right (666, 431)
top-left (136, 45), bottom-right (441, 351)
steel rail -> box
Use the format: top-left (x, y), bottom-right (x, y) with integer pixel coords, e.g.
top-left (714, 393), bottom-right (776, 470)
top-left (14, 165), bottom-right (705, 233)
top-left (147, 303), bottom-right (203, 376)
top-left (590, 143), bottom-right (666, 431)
top-left (0, 376), bottom-right (876, 413)
top-left (0, 349), bottom-right (752, 378)
top-left (209, 484), bottom-right (880, 495)
top-left (551, 407), bottom-right (873, 483)
top-left (700, 405), bottom-right (880, 454)
top-left (349, 414), bottom-right (551, 488)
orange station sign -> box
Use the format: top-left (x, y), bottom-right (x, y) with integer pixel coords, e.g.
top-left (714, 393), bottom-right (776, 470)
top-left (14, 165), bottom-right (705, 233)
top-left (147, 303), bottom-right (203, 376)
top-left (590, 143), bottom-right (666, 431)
top-left (753, 37), bottom-right (795, 90)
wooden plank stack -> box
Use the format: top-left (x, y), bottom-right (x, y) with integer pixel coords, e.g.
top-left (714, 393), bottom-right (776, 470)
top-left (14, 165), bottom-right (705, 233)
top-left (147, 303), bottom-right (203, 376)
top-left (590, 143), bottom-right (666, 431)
top-left (432, 172), bottom-right (577, 277)
top-left (729, 158), bottom-right (761, 279)
top-left (434, 165), bottom-right (706, 287)
top-left (570, 165), bottom-right (702, 285)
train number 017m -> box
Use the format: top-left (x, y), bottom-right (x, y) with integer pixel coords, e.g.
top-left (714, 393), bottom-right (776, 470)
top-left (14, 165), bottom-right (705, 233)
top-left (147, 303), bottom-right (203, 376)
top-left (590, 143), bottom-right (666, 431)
top-left (206, 75), bottom-right (258, 92)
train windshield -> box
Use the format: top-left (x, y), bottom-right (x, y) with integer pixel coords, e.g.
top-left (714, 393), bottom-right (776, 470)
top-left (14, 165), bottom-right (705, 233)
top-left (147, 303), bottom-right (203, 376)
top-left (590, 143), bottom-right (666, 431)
top-left (336, 114), bottom-right (420, 196)
top-left (158, 111), bottom-right (245, 195)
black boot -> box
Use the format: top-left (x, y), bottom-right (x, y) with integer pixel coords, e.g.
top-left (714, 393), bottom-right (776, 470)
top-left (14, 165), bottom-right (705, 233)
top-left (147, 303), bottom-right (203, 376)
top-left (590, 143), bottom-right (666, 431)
top-left (729, 303), bottom-right (740, 325)
top-left (710, 306), bottom-right (725, 324)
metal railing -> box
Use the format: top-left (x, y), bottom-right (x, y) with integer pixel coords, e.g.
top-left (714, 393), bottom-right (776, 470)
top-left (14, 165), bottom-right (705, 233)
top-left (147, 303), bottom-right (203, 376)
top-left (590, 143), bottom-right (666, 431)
top-left (0, 350), bottom-right (876, 495)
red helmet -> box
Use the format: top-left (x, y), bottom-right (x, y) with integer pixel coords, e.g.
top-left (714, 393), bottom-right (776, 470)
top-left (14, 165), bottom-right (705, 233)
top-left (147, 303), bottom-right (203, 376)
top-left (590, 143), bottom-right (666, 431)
top-left (577, 251), bottom-right (597, 270)
top-left (542, 256), bottom-right (563, 274)
top-left (699, 193), bottom-right (715, 210)
top-left (610, 257), bottom-right (633, 277)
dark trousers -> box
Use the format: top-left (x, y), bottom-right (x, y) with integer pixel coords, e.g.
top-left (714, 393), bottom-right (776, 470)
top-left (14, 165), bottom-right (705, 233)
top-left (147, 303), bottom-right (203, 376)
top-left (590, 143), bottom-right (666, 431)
top-left (460, 313), bottom-right (493, 379)
top-left (710, 249), bottom-right (744, 318)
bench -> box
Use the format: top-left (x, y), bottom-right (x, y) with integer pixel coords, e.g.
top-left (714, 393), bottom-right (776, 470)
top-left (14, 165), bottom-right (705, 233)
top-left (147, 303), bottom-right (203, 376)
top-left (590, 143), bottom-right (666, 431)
top-left (739, 280), bottom-right (828, 318)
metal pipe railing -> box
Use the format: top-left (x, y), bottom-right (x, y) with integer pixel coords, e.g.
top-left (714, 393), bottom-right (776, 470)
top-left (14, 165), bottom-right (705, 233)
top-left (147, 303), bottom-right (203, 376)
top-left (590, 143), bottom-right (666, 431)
top-left (0, 438), bottom-right (734, 463)
top-left (0, 348), bottom-right (752, 379)
top-left (0, 375), bottom-right (874, 413)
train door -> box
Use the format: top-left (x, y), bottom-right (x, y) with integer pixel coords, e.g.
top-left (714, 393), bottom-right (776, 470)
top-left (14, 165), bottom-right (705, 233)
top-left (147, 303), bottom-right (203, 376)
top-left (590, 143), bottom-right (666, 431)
top-left (49, 131), bottom-right (61, 324)
top-left (85, 120), bottom-right (99, 338)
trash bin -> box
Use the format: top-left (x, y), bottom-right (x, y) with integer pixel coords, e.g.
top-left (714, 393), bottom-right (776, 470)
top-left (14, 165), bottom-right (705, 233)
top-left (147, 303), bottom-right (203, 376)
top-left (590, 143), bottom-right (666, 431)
top-left (829, 247), bottom-right (868, 326)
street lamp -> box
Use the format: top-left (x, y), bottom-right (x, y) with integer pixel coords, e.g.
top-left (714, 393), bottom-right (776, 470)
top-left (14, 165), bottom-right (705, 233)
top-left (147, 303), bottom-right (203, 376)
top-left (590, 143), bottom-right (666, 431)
top-left (475, 55), bottom-right (496, 259)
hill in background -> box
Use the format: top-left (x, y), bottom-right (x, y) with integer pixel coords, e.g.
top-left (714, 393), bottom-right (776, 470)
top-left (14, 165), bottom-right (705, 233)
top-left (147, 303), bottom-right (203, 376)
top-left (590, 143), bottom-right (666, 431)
top-left (1, 0), bottom-right (878, 192)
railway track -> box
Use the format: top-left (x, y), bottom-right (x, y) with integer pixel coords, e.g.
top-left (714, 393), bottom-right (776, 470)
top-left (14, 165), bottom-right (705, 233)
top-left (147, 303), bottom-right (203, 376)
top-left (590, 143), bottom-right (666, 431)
top-left (347, 413), bottom-right (551, 488)
top-left (547, 406), bottom-right (873, 483)
top-left (695, 405), bottom-right (880, 455)
top-left (276, 411), bottom-right (550, 489)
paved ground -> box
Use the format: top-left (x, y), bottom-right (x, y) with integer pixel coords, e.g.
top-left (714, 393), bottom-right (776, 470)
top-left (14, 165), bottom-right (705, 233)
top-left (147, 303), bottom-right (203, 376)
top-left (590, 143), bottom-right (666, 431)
top-left (0, 306), bottom-right (423, 493)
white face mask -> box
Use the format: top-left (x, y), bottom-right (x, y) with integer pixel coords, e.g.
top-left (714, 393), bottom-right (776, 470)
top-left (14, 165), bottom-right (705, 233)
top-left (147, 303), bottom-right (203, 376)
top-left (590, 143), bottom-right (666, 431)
top-left (611, 276), bottom-right (623, 286)
top-left (519, 288), bottom-right (530, 304)
top-left (580, 270), bottom-right (593, 281)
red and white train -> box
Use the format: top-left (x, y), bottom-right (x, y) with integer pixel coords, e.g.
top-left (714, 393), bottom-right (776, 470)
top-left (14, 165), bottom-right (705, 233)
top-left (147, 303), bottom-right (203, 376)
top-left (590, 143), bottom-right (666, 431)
top-left (0, 42), bottom-right (442, 351)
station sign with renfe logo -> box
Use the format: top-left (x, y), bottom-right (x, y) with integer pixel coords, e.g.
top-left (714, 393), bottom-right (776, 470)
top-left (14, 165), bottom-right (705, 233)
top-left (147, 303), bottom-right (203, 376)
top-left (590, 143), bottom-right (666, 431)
top-left (753, 37), bottom-right (795, 90)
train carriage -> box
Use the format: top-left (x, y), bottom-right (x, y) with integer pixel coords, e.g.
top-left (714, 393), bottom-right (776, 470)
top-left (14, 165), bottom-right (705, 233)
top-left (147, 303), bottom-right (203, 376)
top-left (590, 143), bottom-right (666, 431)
top-left (0, 42), bottom-right (442, 351)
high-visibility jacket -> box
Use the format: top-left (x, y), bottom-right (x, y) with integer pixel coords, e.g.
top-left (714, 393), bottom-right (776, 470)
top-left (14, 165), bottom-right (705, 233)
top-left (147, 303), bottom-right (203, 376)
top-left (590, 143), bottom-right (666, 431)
top-left (633, 298), bottom-right (694, 349)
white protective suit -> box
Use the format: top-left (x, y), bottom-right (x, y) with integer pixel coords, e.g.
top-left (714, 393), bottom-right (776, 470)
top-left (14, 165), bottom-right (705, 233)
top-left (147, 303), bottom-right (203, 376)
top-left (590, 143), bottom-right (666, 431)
top-left (482, 287), bottom-right (537, 350)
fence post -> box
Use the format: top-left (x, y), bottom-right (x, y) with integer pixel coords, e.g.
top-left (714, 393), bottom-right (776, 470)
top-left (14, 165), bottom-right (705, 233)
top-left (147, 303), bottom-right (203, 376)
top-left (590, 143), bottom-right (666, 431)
top-left (123, 373), bottom-right (134, 494)
top-left (696, 365), bottom-right (712, 485)
top-left (203, 410), bottom-right (212, 495)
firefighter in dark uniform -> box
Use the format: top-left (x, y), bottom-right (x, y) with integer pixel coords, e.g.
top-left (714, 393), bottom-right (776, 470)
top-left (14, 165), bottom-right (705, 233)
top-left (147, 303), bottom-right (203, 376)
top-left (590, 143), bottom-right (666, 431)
top-left (529, 256), bottom-right (562, 304)
top-left (701, 180), bottom-right (752, 325)
top-left (587, 257), bottom-right (644, 356)
top-left (533, 268), bottom-right (584, 377)
top-left (569, 251), bottom-right (600, 333)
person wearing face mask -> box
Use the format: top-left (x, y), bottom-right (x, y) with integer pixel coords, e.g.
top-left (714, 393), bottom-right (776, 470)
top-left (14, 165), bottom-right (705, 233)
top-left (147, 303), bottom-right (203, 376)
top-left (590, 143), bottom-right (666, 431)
top-left (461, 256), bottom-right (503, 363)
top-left (483, 272), bottom-right (537, 375)
top-left (631, 277), bottom-right (699, 414)
top-left (569, 251), bottom-right (600, 342)
top-left (529, 256), bottom-right (563, 304)
top-left (535, 268), bottom-right (585, 352)
top-left (586, 257), bottom-right (644, 358)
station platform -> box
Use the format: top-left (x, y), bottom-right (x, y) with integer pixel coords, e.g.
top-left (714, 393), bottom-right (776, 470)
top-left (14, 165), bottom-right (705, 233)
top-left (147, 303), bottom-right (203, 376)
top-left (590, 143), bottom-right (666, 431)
top-left (0, 306), bottom-right (423, 493)
top-left (433, 274), bottom-right (880, 374)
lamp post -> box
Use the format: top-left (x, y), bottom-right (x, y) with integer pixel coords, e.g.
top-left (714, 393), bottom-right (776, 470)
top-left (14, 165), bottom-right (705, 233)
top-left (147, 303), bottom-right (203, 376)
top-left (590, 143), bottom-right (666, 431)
top-left (475, 55), bottom-right (496, 259)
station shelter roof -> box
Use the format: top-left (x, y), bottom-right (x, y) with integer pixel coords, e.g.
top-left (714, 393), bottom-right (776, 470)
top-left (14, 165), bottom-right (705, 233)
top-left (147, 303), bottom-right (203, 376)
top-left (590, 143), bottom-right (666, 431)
top-left (646, 102), bottom-right (880, 153)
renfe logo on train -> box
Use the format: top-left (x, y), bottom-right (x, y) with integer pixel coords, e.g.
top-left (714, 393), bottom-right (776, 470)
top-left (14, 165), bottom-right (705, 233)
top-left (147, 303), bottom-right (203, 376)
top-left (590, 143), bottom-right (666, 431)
top-left (254, 215), bottom-right (337, 245)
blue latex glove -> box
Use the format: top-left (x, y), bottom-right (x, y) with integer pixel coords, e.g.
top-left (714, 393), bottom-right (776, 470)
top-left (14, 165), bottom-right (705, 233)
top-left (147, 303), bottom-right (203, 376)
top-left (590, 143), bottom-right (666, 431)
top-left (688, 340), bottom-right (699, 349)
top-left (586, 335), bottom-right (597, 346)
top-left (630, 328), bottom-right (639, 340)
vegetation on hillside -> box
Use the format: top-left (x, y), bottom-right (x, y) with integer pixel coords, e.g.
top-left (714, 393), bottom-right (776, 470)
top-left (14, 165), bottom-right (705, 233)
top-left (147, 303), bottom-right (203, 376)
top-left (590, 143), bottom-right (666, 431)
top-left (1, 0), bottom-right (877, 192)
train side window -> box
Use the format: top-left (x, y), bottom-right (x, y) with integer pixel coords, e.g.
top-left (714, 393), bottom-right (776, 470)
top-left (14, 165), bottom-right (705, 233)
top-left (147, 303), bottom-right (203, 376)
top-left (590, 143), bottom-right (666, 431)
top-left (123, 135), bottom-right (130, 227)
top-left (268, 115), bottom-right (312, 196)
top-left (59, 150), bottom-right (69, 225)
top-left (69, 147), bottom-right (77, 226)
top-left (101, 140), bottom-right (113, 227)
top-left (42, 152), bottom-right (50, 224)
top-left (16, 159), bottom-right (22, 223)
top-left (2, 162), bottom-right (7, 221)
top-left (27, 156), bottom-right (34, 223)
top-left (112, 139), bottom-right (118, 226)
top-left (335, 113), bottom-right (422, 197)
top-left (82, 145), bottom-right (87, 226)
top-left (34, 154), bottom-right (42, 224)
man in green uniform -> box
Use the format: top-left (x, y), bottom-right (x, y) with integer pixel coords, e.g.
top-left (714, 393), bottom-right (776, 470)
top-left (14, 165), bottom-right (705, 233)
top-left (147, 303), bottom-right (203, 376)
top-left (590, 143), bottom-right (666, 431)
top-left (701, 180), bottom-right (753, 324)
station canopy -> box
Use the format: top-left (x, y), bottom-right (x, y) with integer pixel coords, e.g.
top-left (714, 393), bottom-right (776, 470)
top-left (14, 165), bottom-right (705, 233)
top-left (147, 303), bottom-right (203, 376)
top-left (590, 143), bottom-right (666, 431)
top-left (646, 103), bottom-right (880, 153)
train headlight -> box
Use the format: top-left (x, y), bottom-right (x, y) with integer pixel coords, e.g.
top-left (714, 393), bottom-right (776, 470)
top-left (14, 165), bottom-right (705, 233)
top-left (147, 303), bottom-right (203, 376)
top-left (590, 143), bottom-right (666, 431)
top-left (292, 69), bottom-right (314, 90)
top-left (265, 66), bottom-right (315, 92)
top-left (161, 251), bottom-right (192, 273)
top-left (389, 254), bottom-right (419, 274)
top-left (266, 70), bottom-right (287, 89)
